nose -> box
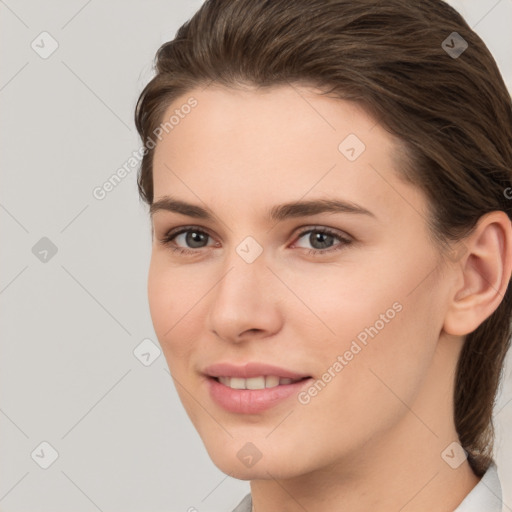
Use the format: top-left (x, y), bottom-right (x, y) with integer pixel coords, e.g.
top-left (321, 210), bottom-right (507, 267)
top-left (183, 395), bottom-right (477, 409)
top-left (207, 249), bottom-right (283, 344)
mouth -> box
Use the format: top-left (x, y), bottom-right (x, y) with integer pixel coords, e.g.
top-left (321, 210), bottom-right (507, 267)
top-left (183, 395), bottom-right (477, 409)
top-left (202, 362), bottom-right (313, 413)
top-left (205, 374), bottom-right (314, 414)
top-left (210, 375), bottom-right (312, 390)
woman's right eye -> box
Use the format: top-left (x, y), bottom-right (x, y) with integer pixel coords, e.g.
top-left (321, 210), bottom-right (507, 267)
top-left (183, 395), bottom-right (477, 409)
top-left (160, 227), bottom-right (215, 254)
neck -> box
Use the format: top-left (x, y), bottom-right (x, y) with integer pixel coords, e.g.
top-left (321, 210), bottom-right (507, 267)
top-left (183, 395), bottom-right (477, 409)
top-left (249, 426), bottom-right (480, 512)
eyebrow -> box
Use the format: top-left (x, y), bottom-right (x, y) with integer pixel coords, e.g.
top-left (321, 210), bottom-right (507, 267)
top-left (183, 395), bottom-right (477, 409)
top-left (150, 195), bottom-right (376, 222)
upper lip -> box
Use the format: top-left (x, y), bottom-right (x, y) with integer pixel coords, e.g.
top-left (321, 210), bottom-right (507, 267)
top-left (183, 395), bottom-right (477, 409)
top-left (203, 362), bottom-right (310, 379)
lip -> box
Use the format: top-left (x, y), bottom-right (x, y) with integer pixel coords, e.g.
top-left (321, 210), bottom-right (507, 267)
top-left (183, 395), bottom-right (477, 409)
top-left (205, 375), bottom-right (314, 414)
top-left (202, 361), bottom-right (310, 379)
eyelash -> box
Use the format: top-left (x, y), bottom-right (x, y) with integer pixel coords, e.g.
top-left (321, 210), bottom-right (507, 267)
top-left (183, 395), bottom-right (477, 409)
top-left (159, 225), bottom-right (352, 256)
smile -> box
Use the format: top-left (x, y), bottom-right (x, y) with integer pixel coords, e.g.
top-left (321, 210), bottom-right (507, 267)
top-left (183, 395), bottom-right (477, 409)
top-left (206, 375), bottom-right (313, 414)
top-left (215, 375), bottom-right (307, 389)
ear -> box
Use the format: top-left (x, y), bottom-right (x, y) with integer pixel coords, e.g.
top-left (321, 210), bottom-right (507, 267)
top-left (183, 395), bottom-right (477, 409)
top-left (443, 211), bottom-right (512, 336)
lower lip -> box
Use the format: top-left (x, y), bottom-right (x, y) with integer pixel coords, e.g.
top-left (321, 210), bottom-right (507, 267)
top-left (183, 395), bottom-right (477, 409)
top-left (206, 376), bottom-right (313, 414)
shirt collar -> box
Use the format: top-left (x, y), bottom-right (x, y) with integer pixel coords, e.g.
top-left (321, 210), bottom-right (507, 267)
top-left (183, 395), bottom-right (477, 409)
top-left (453, 461), bottom-right (502, 512)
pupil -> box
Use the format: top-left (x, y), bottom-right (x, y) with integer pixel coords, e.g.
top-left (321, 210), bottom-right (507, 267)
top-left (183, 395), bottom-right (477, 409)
top-left (311, 232), bottom-right (332, 249)
top-left (187, 231), bottom-right (206, 248)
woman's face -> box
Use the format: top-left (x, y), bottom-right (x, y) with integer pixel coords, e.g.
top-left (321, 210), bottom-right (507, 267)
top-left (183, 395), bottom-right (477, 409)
top-left (148, 84), bottom-right (455, 479)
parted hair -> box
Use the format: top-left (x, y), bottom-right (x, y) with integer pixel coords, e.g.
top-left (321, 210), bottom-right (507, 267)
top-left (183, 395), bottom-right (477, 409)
top-left (134, 0), bottom-right (512, 476)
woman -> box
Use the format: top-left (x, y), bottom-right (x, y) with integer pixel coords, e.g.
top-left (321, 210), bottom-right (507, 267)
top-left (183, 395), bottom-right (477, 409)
top-left (135, 0), bottom-right (512, 510)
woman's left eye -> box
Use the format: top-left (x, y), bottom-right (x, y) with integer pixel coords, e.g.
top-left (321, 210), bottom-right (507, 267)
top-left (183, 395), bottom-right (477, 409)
top-left (159, 226), bottom-right (352, 256)
top-left (293, 227), bottom-right (352, 255)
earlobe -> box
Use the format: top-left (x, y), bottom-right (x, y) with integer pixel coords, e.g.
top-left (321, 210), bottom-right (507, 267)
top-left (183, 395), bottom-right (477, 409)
top-left (443, 211), bottom-right (512, 337)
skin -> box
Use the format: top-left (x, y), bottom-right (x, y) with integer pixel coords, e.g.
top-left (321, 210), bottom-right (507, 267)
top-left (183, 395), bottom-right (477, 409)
top-left (147, 84), bottom-right (512, 512)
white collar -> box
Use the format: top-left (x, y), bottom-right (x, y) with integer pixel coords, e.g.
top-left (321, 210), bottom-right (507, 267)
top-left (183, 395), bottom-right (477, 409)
top-left (452, 461), bottom-right (502, 511)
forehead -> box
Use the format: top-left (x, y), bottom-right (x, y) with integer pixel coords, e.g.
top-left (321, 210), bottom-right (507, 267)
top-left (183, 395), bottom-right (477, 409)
top-left (151, 84), bottom-right (425, 226)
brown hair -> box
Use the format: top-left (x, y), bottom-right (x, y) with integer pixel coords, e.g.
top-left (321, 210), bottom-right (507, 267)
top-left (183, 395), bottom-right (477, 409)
top-left (134, 0), bottom-right (512, 476)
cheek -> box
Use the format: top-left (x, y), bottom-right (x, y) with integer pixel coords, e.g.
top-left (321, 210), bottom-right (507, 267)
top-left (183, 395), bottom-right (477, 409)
top-left (147, 257), bottom-right (213, 431)
top-left (290, 295), bottom-right (439, 462)
top-left (291, 248), bottom-right (443, 419)
top-left (147, 256), bottom-right (201, 365)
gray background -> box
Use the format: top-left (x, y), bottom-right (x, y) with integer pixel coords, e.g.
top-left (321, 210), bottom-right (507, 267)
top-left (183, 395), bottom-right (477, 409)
top-left (1, 1), bottom-right (511, 511)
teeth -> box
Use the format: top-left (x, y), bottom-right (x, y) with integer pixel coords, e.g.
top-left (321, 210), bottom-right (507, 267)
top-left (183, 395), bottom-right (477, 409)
top-left (246, 376), bottom-right (266, 390)
top-left (228, 377), bottom-right (246, 389)
top-left (216, 375), bottom-right (302, 390)
top-left (265, 375), bottom-right (280, 388)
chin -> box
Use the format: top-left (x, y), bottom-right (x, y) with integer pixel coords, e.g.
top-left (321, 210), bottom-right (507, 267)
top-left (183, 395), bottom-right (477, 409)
top-left (205, 442), bottom-right (307, 481)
